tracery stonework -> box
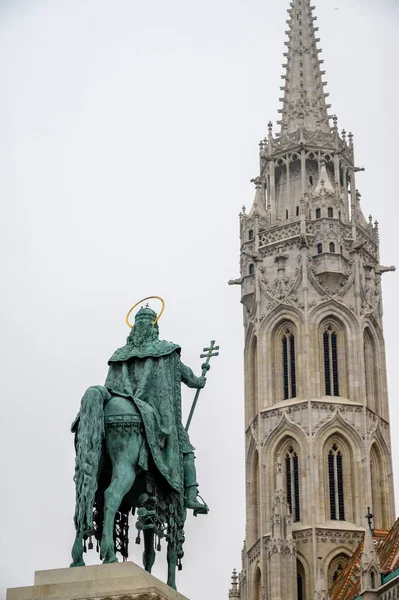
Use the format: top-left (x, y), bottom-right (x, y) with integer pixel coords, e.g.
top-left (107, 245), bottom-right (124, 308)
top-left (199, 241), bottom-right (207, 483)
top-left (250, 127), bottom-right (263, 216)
top-left (230, 1), bottom-right (396, 599)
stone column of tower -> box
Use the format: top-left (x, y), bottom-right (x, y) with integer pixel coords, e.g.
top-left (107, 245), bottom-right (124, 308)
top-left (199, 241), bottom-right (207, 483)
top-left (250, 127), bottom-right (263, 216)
top-left (230, 1), bottom-right (396, 599)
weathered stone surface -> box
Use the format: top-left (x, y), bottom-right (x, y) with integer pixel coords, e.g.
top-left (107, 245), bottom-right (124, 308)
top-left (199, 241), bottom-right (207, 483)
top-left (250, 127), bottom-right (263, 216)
top-left (7, 563), bottom-right (189, 600)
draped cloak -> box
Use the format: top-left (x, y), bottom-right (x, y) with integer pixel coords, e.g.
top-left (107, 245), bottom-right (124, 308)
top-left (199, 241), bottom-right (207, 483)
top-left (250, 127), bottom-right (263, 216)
top-left (104, 339), bottom-right (200, 495)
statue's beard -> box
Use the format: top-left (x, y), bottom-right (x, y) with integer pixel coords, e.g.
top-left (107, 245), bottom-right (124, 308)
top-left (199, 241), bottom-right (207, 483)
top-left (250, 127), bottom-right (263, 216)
top-left (127, 322), bottom-right (159, 348)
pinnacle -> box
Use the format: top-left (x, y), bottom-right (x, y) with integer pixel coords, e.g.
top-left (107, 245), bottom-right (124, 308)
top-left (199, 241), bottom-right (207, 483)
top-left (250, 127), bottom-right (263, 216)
top-left (279, 0), bottom-right (331, 135)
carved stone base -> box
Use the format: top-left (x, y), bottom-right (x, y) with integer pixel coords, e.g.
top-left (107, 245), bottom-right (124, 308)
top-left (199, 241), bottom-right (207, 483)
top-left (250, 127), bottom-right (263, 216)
top-left (6, 562), bottom-right (189, 600)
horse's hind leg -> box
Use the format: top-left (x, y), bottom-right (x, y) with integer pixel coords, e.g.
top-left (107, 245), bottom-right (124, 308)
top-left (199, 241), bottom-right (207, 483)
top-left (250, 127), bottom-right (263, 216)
top-left (101, 430), bottom-right (143, 564)
top-left (143, 529), bottom-right (156, 573)
top-left (101, 459), bottom-right (136, 563)
top-left (70, 533), bottom-right (85, 567)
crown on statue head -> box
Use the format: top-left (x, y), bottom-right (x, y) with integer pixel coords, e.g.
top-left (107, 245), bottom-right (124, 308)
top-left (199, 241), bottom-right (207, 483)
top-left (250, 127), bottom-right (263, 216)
top-left (135, 305), bottom-right (158, 324)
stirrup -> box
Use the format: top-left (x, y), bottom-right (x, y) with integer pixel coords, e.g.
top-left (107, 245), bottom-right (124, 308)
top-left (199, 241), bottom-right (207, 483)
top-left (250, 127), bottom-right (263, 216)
top-left (185, 493), bottom-right (209, 517)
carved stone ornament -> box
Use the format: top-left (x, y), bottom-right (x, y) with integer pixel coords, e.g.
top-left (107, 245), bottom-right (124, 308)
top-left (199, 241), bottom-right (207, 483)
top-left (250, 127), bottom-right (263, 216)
top-left (316, 529), bottom-right (363, 546)
top-left (260, 264), bottom-right (304, 312)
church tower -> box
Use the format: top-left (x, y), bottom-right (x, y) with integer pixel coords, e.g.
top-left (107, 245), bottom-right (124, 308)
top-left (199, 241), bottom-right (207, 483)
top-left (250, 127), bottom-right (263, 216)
top-left (231, 1), bottom-right (396, 599)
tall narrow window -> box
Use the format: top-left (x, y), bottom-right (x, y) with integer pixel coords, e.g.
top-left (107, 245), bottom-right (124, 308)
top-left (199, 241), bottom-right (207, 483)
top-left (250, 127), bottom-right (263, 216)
top-left (286, 209), bottom-right (289, 219)
top-left (249, 263), bottom-right (255, 275)
top-left (364, 330), bottom-right (379, 413)
top-left (317, 243), bottom-right (323, 254)
top-left (324, 326), bottom-right (339, 396)
top-left (316, 208), bottom-right (321, 219)
top-left (248, 229), bottom-right (254, 241)
top-left (286, 447), bottom-right (300, 522)
top-left (297, 573), bottom-right (303, 600)
top-left (328, 207), bottom-right (333, 218)
top-left (328, 444), bottom-right (345, 520)
top-left (297, 560), bottom-right (305, 600)
top-left (296, 206), bottom-right (299, 216)
top-left (329, 242), bottom-right (335, 253)
top-left (282, 329), bottom-right (296, 399)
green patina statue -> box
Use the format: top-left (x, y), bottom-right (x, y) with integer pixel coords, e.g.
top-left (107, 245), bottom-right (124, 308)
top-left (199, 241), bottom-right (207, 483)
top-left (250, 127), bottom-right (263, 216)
top-left (70, 301), bottom-right (218, 589)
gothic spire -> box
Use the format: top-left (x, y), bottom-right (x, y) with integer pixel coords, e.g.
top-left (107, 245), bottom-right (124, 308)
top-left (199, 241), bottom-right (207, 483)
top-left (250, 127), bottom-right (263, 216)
top-left (278, 0), bottom-right (331, 135)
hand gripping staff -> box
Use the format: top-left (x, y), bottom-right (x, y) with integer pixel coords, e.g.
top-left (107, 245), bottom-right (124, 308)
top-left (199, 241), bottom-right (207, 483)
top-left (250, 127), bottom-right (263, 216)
top-left (185, 340), bottom-right (219, 432)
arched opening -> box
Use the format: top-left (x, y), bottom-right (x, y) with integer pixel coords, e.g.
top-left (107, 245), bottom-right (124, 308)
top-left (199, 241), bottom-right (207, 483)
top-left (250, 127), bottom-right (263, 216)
top-left (371, 571), bottom-right (375, 589)
top-left (328, 553), bottom-right (350, 586)
top-left (364, 328), bottom-right (379, 413)
top-left (274, 321), bottom-right (298, 402)
top-left (276, 437), bottom-right (302, 523)
top-left (323, 326), bottom-right (339, 396)
top-left (328, 443), bottom-right (345, 520)
top-left (329, 242), bottom-right (335, 253)
top-left (249, 450), bottom-right (260, 546)
top-left (320, 318), bottom-right (347, 398)
top-left (317, 243), bottom-right (323, 254)
top-left (306, 153), bottom-right (319, 191)
top-left (286, 446), bottom-right (300, 522)
top-left (323, 433), bottom-right (356, 523)
top-left (282, 327), bottom-right (297, 400)
top-left (297, 558), bottom-right (305, 600)
top-left (249, 263), bottom-right (255, 275)
top-left (253, 566), bottom-right (261, 600)
top-left (370, 443), bottom-right (389, 529)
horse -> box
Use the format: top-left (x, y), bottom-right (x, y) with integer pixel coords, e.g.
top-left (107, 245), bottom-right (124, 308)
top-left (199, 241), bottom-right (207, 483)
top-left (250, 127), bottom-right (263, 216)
top-left (70, 387), bottom-right (186, 590)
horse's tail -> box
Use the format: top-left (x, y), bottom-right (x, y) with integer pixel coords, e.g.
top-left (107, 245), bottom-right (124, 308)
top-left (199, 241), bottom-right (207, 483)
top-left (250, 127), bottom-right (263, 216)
top-left (73, 385), bottom-right (110, 536)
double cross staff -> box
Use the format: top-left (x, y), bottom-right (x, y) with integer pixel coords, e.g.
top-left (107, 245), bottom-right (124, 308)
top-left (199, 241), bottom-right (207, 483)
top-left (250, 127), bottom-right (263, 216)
top-left (185, 340), bottom-right (219, 432)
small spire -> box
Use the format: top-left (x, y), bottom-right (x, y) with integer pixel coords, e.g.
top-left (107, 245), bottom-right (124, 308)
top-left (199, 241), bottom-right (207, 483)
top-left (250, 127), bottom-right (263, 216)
top-left (314, 159), bottom-right (335, 195)
top-left (279, 0), bottom-right (331, 135)
top-left (249, 178), bottom-right (267, 217)
top-left (268, 121), bottom-right (273, 135)
top-left (229, 569), bottom-right (240, 599)
top-left (275, 453), bottom-right (283, 490)
top-left (360, 510), bottom-right (381, 592)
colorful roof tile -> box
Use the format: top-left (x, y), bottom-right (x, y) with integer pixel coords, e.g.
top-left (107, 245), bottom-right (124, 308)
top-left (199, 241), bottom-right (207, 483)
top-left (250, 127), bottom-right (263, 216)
top-left (329, 527), bottom-right (392, 600)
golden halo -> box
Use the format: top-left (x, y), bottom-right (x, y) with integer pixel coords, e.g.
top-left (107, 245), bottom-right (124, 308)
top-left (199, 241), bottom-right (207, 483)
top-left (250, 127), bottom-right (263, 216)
top-left (125, 296), bottom-right (165, 328)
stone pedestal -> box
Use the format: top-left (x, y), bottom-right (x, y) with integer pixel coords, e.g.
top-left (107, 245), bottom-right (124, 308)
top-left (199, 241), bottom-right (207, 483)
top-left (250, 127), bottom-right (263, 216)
top-left (6, 562), bottom-right (189, 600)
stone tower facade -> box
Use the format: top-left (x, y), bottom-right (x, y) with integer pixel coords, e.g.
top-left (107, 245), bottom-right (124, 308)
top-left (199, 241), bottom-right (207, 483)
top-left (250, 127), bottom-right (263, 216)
top-left (230, 1), bottom-right (396, 599)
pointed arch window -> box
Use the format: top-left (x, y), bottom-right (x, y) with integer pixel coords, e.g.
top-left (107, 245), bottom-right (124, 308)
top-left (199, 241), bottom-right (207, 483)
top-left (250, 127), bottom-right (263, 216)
top-left (329, 242), bottom-right (335, 253)
top-left (282, 328), bottom-right (296, 400)
top-left (324, 326), bottom-right (339, 396)
top-left (297, 559), bottom-right (305, 600)
top-left (317, 243), bottom-right (323, 254)
top-left (328, 554), bottom-right (349, 586)
top-left (328, 444), bottom-right (345, 520)
top-left (364, 329), bottom-right (379, 414)
top-left (286, 446), bottom-right (300, 522)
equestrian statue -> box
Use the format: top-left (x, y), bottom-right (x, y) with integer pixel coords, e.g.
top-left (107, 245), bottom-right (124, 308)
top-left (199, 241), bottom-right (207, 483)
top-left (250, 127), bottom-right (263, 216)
top-left (70, 296), bottom-right (218, 590)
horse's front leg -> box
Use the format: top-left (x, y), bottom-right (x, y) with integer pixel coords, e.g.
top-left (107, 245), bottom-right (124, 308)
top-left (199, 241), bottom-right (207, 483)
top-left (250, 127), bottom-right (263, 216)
top-left (143, 529), bottom-right (156, 573)
top-left (167, 543), bottom-right (177, 590)
top-left (70, 533), bottom-right (85, 567)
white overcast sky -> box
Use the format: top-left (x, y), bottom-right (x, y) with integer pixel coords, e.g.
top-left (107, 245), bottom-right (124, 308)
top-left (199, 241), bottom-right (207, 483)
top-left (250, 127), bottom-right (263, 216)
top-left (1, 1), bottom-right (399, 599)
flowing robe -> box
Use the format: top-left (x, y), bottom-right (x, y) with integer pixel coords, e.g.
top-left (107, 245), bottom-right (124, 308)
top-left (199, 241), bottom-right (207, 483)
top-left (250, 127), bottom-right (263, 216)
top-left (104, 339), bottom-right (201, 494)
